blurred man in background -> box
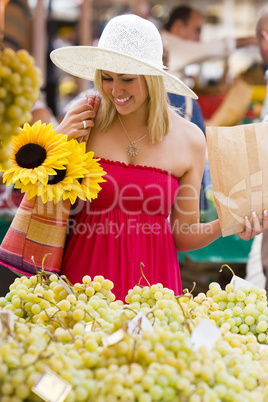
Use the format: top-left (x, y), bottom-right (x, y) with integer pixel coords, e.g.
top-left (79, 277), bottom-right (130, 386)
top-left (161, 4), bottom-right (257, 80)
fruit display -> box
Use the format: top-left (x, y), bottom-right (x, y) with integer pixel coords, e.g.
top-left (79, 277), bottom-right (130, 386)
top-left (0, 263), bottom-right (268, 401)
top-left (0, 47), bottom-right (42, 169)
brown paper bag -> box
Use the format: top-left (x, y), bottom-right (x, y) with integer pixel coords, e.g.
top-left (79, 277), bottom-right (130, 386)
top-left (207, 122), bottom-right (268, 237)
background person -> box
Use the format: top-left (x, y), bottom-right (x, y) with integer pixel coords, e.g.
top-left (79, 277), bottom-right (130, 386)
top-left (249, 9), bottom-right (268, 292)
top-left (161, 4), bottom-right (258, 81)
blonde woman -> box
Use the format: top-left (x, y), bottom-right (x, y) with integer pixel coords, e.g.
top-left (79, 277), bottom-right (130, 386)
top-left (52, 14), bottom-right (266, 300)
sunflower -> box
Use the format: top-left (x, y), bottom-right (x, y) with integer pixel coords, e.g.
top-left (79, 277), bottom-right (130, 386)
top-left (15, 140), bottom-right (106, 204)
top-left (80, 151), bottom-right (107, 201)
top-left (3, 120), bottom-right (71, 187)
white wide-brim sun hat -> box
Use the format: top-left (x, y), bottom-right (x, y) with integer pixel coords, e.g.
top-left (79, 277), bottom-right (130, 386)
top-left (50, 14), bottom-right (197, 99)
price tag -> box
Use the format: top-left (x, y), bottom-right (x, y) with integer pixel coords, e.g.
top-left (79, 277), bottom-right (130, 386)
top-left (32, 369), bottom-right (71, 402)
top-left (0, 309), bottom-right (14, 333)
top-left (102, 328), bottom-right (126, 347)
top-left (127, 312), bottom-right (154, 336)
top-left (230, 275), bottom-right (252, 291)
top-left (259, 343), bottom-right (268, 351)
top-left (191, 320), bottom-right (221, 352)
top-left (85, 322), bottom-right (95, 332)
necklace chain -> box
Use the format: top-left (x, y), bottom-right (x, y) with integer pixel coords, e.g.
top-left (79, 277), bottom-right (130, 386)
top-left (118, 114), bottom-right (149, 157)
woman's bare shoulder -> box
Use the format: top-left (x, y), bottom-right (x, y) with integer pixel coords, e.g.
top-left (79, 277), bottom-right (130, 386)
top-left (164, 110), bottom-right (206, 178)
top-left (170, 109), bottom-right (206, 149)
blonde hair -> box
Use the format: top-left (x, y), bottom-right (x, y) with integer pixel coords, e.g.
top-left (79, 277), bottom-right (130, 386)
top-left (94, 70), bottom-right (171, 143)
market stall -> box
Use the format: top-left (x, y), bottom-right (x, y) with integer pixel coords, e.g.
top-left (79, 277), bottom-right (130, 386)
top-left (0, 2), bottom-right (268, 400)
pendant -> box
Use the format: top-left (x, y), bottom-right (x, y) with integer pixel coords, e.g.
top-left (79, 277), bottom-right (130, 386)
top-left (127, 142), bottom-right (138, 157)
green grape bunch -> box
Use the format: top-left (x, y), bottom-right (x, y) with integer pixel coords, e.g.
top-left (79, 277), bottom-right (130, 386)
top-left (2, 267), bottom-right (268, 401)
top-left (0, 47), bottom-right (42, 167)
top-left (191, 280), bottom-right (268, 344)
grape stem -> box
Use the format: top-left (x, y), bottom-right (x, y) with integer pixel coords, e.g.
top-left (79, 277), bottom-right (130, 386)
top-left (146, 311), bottom-right (156, 326)
top-left (137, 262), bottom-right (151, 287)
top-left (31, 253), bottom-right (52, 285)
top-left (176, 295), bottom-right (193, 334)
top-left (123, 306), bottom-right (138, 316)
top-left (84, 310), bottom-right (103, 329)
top-left (130, 336), bottom-right (138, 364)
top-left (40, 253), bottom-right (52, 283)
top-left (219, 264), bottom-right (235, 277)
top-left (189, 282), bottom-right (196, 294)
top-left (182, 282), bottom-right (196, 299)
top-left (41, 309), bottom-right (75, 340)
top-left (37, 294), bottom-right (61, 311)
top-left (51, 315), bottom-right (75, 341)
top-left (60, 275), bottom-right (75, 289)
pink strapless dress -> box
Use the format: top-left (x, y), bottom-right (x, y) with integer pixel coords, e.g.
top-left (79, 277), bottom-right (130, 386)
top-left (61, 158), bottom-right (182, 301)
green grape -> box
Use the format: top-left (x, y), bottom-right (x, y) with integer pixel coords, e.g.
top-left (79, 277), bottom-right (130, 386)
top-left (12, 84), bottom-right (23, 95)
top-left (233, 306), bottom-right (243, 316)
top-left (9, 72), bottom-right (21, 86)
top-left (82, 275), bottom-right (91, 285)
top-left (236, 301), bottom-right (245, 310)
top-left (257, 320), bottom-right (268, 333)
top-left (244, 315), bottom-right (255, 326)
top-left (239, 323), bottom-right (249, 335)
top-left (243, 304), bottom-right (255, 316)
top-left (78, 293), bottom-right (88, 303)
top-left (231, 325), bottom-right (239, 334)
top-left (149, 384), bottom-right (164, 400)
top-left (226, 301), bottom-right (235, 310)
top-left (67, 294), bottom-right (77, 304)
top-left (57, 299), bottom-right (71, 311)
top-left (0, 65), bottom-right (12, 77)
top-left (0, 87), bottom-right (7, 98)
top-left (257, 313), bottom-right (268, 323)
top-left (244, 296), bottom-right (256, 305)
top-left (250, 285), bottom-right (263, 296)
top-left (257, 301), bottom-right (267, 312)
top-left (217, 290), bottom-right (227, 301)
top-left (226, 317), bottom-right (236, 328)
top-left (236, 291), bottom-right (246, 301)
top-left (252, 309), bottom-right (261, 320)
top-left (15, 383), bottom-right (30, 399)
top-left (262, 306), bottom-right (268, 315)
top-left (14, 95), bottom-right (27, 108)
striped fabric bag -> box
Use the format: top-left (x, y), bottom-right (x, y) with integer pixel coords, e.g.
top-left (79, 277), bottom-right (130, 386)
top-left (0, 92), bottom-right (101, 276)
top-left (0, 195), bottom-right (71, 275)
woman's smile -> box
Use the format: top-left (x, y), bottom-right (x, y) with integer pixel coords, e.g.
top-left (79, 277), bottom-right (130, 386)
top-left (113, 96), bottom-right (132, 106)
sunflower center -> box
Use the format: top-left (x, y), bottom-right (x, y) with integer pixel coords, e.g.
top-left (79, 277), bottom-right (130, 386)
top-left (48, 168), bottom-right (66, 185)
top-left (15, 143), bottom-right (47, 168)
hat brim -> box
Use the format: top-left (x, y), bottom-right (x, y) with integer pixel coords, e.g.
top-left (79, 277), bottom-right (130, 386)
top-left (50, 46), bottom-right (197, 99)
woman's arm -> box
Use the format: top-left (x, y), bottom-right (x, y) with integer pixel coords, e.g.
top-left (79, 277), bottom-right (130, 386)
top-left (172, 205), bottom-right (268, 252)
top-left (170, 138), bottom-right (222, 252)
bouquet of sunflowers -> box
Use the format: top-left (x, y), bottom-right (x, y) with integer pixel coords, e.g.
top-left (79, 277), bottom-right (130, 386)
top-left (0, 120), bottom-right (106, 275)
top-left (1, 120), bottom-right (106, 204)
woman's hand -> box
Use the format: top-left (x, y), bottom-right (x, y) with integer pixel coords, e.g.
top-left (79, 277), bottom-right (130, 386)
top-left (236, 210), bottom-right (268, 241)
top-left (56, 97), bottom-right (96, 142)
